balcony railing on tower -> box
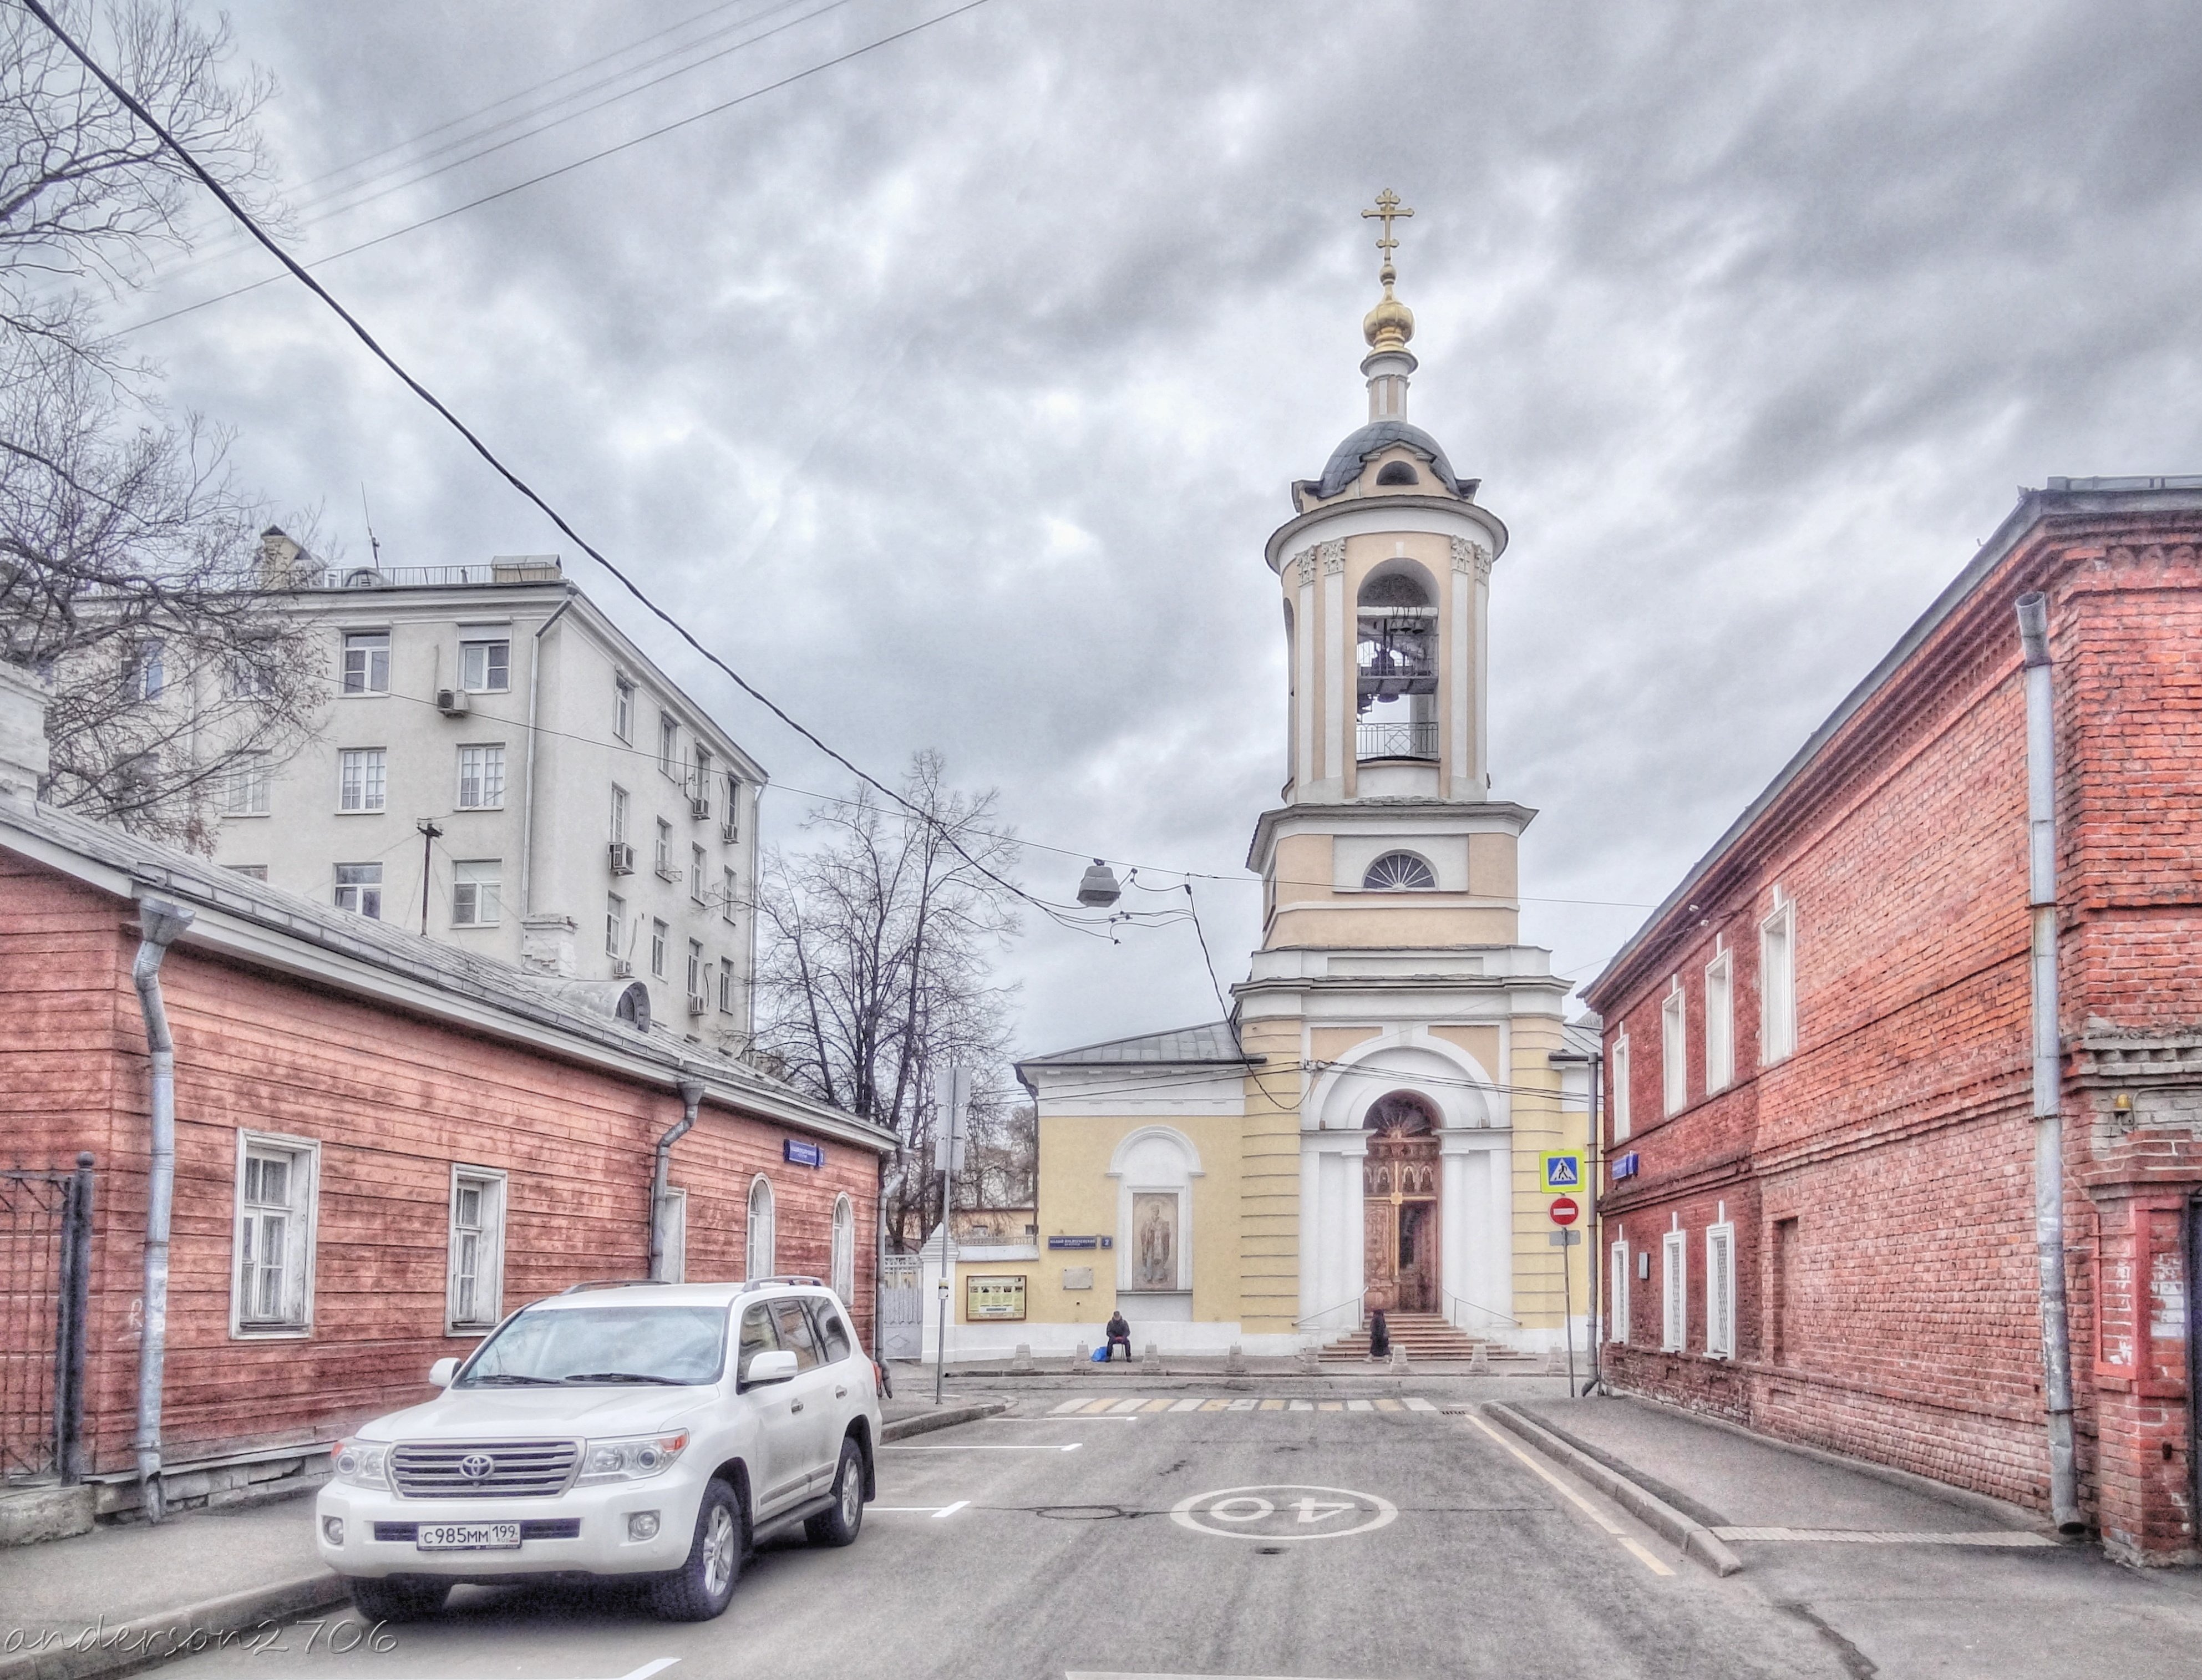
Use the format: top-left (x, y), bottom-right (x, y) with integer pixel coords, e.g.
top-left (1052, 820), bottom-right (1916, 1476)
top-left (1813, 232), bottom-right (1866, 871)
top-left (1357, 719), bottom-right (1438, 760)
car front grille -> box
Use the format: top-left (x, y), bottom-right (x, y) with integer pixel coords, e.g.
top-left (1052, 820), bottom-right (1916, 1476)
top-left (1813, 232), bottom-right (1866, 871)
top-left (390, 1440), bottom-right (580, 1499)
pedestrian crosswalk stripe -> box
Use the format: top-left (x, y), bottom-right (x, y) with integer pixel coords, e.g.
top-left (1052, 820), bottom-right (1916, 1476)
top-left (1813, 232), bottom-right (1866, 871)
top-left (1259, 1398), bottom-right (1287, 1411)
top-left (1033, 1394), bottom-right (1452, 1417)
top-left (1229, 1398), bottom-right (1259, 1410)
top-left (1140, 1398), bottom-right (1175, 1413)
top-left (1051, 1399), bottom-right (1089, 1415)
top-left (1374, 1399), bottom-right (1402, 1412)
top-left (1288, 1400), bottom-right (1313, 1412)
top-left (1201, 1398), bottom-right (1233, 1411)
top-left (1404, 1397), bottom-right (1438, 1412)
top-left (1107, 1399), bottom-right (1147, 1413)
top-left (1317, 1400), bottom-right (1343, 1412)
top-left (1347, 1399), bottom-right (1374, 1412)
top-left (1169, 1398), bottom-right (1205, 1412)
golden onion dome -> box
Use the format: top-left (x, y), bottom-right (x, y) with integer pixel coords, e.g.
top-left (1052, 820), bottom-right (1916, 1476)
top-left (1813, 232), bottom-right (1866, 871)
top-left (1362, 262), bottom-right (1414, 353)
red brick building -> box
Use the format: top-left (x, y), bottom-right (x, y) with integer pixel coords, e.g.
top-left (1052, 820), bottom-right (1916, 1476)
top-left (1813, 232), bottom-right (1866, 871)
top-left (0, 669), bottom-right (890, 1520)
top-left (1583, 477), bottom-right (2202, 1564)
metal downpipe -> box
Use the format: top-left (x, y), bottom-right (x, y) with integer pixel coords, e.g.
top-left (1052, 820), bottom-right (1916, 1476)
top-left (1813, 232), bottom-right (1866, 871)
top-left (650, 1077), bottom-right (706, 1281)
top-left (2017, 591), bottom-right (2084, 1534)
top-left (129, 897), bottom-right (195, 1524)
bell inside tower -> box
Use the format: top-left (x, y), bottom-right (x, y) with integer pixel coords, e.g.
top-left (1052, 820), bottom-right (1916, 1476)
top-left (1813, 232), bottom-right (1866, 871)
top-left (1356, 569), bottom-right (1438, 762)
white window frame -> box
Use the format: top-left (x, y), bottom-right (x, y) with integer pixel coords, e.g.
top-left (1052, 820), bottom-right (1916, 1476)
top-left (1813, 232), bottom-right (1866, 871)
top-left (129, 638), bottom-right (165, 701)
top-left (1660, 979), bottom-right (1687, 1117)
top-left (458, 637), bottom-right (510, 694)
top-left (1610, 1033), bottom-right (1631, 1143)
top-left (610, 784), bottom-right (630, 843)
top-left (1705, 1221), bottom-right (1737, 1359)
top-left (654, 819), bottom-right (674, 879)
top-left (718, 957), bottom-right (736, 1015)
top-left (613, 675), bottom-right (635, 744)
top-left (721, 865), bottom-right (738, 924)
top-left (338, 748), bottom-right (386, 813)
top-left (686, 938), bottom-right (704, 1003)
top-left (722, 773), bottom-right (742, 840)
top-left (1609, 1236), bottom-right (1630, 1344)
top-left (690, 844), bottom-right (707, 905)
top-left (606, 892), bottom-right (626, 957)
top-left (658, 711), bottom-right (681, 779)
top-left (456, 743), bottom-right (506, 810)
top-left (1760, 889), bottom-right (1797, 1064)
top-left (651, 918), bottom-right (668, 979)
top-left (1661, 1228), bottom-right (1687, 1353)
top-left (342, 631), bottom-right (390, 696)
top-left (446, 1165), bottom-right (508, 1334)
top-left (831, 1194), bottom-right (856, 1304)
top-left (691, 745), bottom-right (712, 815)
top-left (334, 862), bottom-right (383, 918)
top-left (746, 1175), bottom-right (777, 1280)
top-left (231, 1131), bottom-right (320, 1338)
top-left (1704, 948), bottom-right (1734, 1094)
top-left (452, 859), bottom-right (502, 927)
top-left (221, 752), bottom-right (271, 818)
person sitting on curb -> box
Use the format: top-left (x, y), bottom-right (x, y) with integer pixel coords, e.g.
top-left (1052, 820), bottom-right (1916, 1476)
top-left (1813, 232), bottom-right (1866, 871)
top-left (1105, 1308), bottom-right (1132, 1361)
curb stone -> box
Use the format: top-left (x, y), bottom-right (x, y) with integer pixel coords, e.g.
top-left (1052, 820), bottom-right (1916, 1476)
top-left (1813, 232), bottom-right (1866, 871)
top-left (3, 1402), bottom-right (1011, 1680)
top-left (1483, 1400), bottom-right (1744, 1577)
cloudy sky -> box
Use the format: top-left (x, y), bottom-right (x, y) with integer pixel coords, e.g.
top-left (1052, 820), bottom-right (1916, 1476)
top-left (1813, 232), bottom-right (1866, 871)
top-left (110, 0), bottom-right (2202, 1057)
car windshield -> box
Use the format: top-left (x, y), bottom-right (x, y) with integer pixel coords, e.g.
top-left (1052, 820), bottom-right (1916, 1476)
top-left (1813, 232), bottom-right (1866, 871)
top-left (457, 1305), bottom-right (727, 1387)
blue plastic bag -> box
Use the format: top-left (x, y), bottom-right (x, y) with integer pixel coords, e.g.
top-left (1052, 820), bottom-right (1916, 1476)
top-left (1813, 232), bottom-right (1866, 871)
top-left (1090, 1344), bottom-right (1109, 1362)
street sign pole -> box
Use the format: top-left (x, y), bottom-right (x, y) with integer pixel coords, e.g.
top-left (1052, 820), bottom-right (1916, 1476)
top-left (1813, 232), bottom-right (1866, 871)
top-left (1549, 1195), bottom-right (1581, 1392)
top-left (932, 1065), bottom-right (972, 1406)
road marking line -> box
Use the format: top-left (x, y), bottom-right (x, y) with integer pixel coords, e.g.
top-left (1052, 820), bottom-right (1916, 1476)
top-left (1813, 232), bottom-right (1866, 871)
top-left (932, 1500), bottom-right (970, 1520)
top-left (1258, 1398), bottom-right (1287, 1411)
top-left (1169, 1398), bottom-right (1205, 1412)
top-left (1465, 1413), bottom-right (1674, 1577)
top-left (1404, 1397), bottom-right (1438, 1412)
top-left (880, 1444), bottom-right (1084, 1452)
top-left (1317, 1400), bottom-right (1343, 1412)
top-left (1141, 1398), bottom-right (1175, 1413)
top-left (1288, 1400), bottom-right (1314, 1412)
top-left (1201, 1398), bottom-right (1233, 1411)
top-left (1347, 1399), bottom-right (1374, 1412)
top-left (1108, 1398), bottom-right (1149, 1413)
top-left (1374, 1398), bottom-right (1403, 1412)
top-left (1051, 1399), bottom-right (1088, 1414)
top-left (1078, 1398), bottom-right (1120, 1414)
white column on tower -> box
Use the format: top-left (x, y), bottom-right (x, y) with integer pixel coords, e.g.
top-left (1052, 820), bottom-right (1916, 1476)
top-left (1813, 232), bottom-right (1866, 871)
top-left (1320, 540), bottom-right (1347, 790)
top-left (1449, 537), bottom-right (1483, 797)
top-left (1294, 549), bottom-right (1317, 795)
top-left (1473, 544), bottom-right (1494, 793)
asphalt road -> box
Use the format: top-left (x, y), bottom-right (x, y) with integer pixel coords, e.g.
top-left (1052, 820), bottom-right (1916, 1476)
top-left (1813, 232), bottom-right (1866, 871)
top-left (154, 1388), bottom-right (1853, 1680)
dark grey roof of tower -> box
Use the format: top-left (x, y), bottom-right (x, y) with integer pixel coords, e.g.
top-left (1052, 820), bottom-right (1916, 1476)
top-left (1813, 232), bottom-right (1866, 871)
top-left (1315, 420), bottom-right (1469, 499)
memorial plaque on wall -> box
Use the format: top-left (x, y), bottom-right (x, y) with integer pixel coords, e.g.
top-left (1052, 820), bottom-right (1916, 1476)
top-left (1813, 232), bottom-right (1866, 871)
top-left (1061, 1266), bottom-right (1094, 1291)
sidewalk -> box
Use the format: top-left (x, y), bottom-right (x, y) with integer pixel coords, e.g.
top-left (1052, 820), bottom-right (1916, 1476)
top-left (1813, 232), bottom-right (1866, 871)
top-left (1509, 1394), bottom-right (2202, 1680)
top-left (0, 1392), bottom-right (1002, 1680)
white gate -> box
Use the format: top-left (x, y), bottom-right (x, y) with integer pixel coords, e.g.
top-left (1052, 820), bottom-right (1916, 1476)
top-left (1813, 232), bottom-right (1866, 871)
top-left (879, 1252), bottom-right (923, 1359)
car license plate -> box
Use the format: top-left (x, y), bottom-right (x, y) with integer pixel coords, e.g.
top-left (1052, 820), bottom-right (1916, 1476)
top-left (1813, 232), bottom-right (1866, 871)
top-left (417, 1522), bottom-right (520, 1551)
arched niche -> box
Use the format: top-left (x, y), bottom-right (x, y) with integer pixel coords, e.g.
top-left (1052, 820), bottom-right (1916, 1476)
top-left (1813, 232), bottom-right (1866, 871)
top-left (1107, 1126), bottom-right (1200, 1296)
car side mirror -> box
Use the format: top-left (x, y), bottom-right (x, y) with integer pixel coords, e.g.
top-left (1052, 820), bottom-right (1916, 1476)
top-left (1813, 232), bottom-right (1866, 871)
top-left (744, 1349), bottom-right (798, 1388)
top-left (428, 1357), bottom-right (460, 1388)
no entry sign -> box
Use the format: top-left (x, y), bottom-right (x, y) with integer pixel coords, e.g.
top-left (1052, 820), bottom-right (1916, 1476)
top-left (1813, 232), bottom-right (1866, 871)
top-left (1548, 1196), bottom-right (1580, 1227)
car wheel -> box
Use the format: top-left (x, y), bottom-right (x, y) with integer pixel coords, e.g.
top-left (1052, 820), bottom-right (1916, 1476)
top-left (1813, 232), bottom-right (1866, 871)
top-left (649, 1478), bottom-right (743, 1622)
top-left (346, 1577), bottom-right (450, 1623)
top-left (804, 1438), bottom-right (865, 1547)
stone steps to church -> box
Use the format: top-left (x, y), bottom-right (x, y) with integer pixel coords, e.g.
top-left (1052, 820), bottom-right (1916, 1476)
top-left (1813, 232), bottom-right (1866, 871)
top-left (1317, 1313), bottom-right (1526, 1362)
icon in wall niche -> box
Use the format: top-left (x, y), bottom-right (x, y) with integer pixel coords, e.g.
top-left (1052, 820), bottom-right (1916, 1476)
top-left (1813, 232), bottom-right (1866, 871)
top-left (1133, 1193), bottom-right (1178, 1290)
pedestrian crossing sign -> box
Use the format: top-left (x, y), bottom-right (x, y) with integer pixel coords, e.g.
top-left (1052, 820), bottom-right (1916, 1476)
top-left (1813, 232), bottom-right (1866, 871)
top-left (1538, 1151), bottom-right (1585, 1194)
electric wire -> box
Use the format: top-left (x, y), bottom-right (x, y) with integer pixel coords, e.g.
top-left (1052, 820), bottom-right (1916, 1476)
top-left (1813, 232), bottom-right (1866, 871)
top-left (115, 0), bottom-right (996, 334)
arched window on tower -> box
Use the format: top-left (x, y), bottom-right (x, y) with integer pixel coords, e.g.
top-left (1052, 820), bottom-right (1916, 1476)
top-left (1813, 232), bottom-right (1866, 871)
top-left (1375, 459), bottom-right (1420, 486)
top-left (1357, 568), bottom-right (1437, 761)
top-left (1362, 850), bottom-right (1438, 891)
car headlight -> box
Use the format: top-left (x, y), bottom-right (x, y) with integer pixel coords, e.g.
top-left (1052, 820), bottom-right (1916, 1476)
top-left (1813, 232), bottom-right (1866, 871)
top-left (332, 1440), bottom-right (390, 1489)
top-left (577, 1431), bottom-right (689, 1485)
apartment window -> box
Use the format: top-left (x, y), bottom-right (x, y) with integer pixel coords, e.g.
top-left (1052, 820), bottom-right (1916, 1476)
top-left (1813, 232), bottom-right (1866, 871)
top-left (722, 774), bottom-right (742, 840)
top-left (1609, 1237), bottom-right (1630, 1344)
top-left (1706, 1221), bottom-right (1737, 1359)
top-left (452, 859), bottom-right (502, 927)
top-left (458, 638), bottom-right (510, 693)
top-left (447, 1168), bottom-right (508, 1332)
top-left (456, 744), bottom-right (506, 810)
top-left (650, 918), bottom-right (668, 979)
top-left (718, 957), bottom-right (737, 1014)
top-left (1610, 1034), bottom-right (1631, 1143)
top-left (831, 1194), bottom-right (856, 1303)
top-left (342, 632), bottom-right (390, 695)
top-left (334, 862), bottom-right (383, 918)
top-left (338, 748), bottom-right (386, 813)
top-left (606, 892), bottom-right (626, 957)
top-left (126, 639), bottom-right (165, 701)
top-left (225, 654), bottom-right (273, 700)
top-left (1760, 889), bottom-right (1798, 1064)
top-left (722, 865), bottom-right (738, 925)
top-left (221, 753), bottom-right (271, 818)
top-left (691, 845), bottom-right (707, 904)
top-left (613, 676), bottom-right (634, 743)
top-left (691, 745), bottom-right (712, 815)
top-left (233, 1134), bottom-right (318, 1335)
top-left (1661, 1229), bottom-right (1687, 1352)
top-left (686, 938), bottom-right (705, 1003)
top-left (1660, 979), bottom-right (1687, 1116)
top-left (658, 712), bottom-right (680, 778)
top-left (745, 1175), bottom-right (776, 1280)
top-left (654, 819), bottom-right (674, 879)
top-left (1704, 950), bottom-right (1734, 1094)
top-left (609, 784), bottom-right (630, 842)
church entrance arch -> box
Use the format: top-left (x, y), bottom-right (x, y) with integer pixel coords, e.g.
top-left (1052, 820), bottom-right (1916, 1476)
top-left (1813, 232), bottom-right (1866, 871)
top-left (1362, 1092), bottom-right (1440, 1313)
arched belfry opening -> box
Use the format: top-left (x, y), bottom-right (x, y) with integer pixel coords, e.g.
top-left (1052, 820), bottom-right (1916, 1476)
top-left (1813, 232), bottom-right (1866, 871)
top-left (1357, 567), bottom-right (1438, 763)
top-left (1363, 1091), bottom-right (1442, 1312)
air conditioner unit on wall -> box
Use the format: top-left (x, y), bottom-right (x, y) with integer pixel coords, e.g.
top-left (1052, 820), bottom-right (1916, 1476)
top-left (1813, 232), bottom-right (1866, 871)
top-left (608, 842), bottom-right (635, 875)
top-left (720, 819), bottom-right (739, 845)
top-left (687, 994), bottom-right (709, 1017)
top-left (611, 958), bottom-right (635, 978)
top-left (689, 795), bottom-right (711, 821)
top-left (435, 688), bottom-right (470, 717)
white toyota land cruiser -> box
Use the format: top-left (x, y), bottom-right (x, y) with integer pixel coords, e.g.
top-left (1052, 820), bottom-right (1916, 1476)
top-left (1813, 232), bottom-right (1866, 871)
top-left (316, 1277), bottom-right (882, 1623)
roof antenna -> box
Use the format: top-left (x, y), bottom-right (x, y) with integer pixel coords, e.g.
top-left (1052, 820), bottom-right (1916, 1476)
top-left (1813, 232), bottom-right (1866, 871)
top-left (361, 483), bottom-right (383, 569)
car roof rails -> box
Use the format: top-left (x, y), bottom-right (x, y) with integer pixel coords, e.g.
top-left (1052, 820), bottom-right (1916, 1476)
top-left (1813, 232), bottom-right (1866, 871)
top-left (559, 1278), bottom-right (672, 1295)
top-left (737, 1275), bottom-right (828, 1293)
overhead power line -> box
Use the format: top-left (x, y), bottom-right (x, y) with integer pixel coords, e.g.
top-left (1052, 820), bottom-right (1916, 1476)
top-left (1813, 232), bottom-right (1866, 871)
top-left (118, 0), bottom-right (994, 334)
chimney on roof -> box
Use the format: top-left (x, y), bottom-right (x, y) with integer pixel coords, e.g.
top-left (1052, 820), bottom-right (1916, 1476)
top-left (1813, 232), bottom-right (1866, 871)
top-left (258, 526), bottom-right (307, 588)
top-left (0, 661), bottom-right (52, 811)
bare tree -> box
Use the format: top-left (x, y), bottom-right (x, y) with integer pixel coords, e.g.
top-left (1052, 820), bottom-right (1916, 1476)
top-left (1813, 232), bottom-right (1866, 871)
top-left (2, 2), bottom-right (312, 847)
top-left (753, 753), bottom-right (1024, 1250)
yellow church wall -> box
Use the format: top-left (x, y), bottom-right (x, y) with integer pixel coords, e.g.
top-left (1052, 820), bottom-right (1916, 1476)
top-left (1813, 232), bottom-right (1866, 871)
top-left (1504, 1013), bottom-right (1591, 1333)
top-left (992, 1111), bottom-right (1245, 1328)
top-left (1310, 1026), bottom-right (1379, 1064)
top-left (1428, 1024), bottom-right (1501, 1078)
top-left (1468, 833), bottom-right (1517, 899)
top-left (1271, 833), bottom-right (1333, 907)
top-left (1235, 1018), bottom-right (1305, 1335)
top-left (1265, 903), bottom-right (1520, 948)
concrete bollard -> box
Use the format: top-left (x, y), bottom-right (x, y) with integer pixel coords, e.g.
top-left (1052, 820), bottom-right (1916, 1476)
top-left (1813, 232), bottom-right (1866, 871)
top-left (1141, 1342), bottom-right (1166, 1375)
top-left (1075, 1341), bottom-right (1092, 1371)
top-left (1012, 1343), bottom-right (1034, 1374)
top-left (1469, 1342), bottom-right (1490, 1374)
top-left (1226, 1343), bottom-right (1245, 1374)
top-left (1544, 1344), bottom-right (1567, 1374)
top-left (1297, 1344), bottom-right (1320, 1373)
top-left (1390, 1345), bottom-right (1411, 1374)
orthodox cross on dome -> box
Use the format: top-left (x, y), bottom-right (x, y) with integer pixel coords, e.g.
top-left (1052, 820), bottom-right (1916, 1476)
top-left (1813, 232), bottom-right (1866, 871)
top-left (1362, 189), bottom-right (1414, 276)
top-left (1359, 190), bottom-right (1416, 359)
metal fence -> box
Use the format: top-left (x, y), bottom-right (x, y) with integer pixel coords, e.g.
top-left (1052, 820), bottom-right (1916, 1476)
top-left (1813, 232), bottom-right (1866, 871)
top-left (1357, 719), bottom-right (1438, 760)
top-left (1, 1157), bottom-right (94, 1484)
top-left (879, 1252), bottom-right (923, 1360)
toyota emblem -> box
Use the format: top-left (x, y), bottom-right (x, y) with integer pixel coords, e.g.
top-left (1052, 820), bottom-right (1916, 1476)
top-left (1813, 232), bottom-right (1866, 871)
top-left (458, 1453), bottom-right (495, 1480)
